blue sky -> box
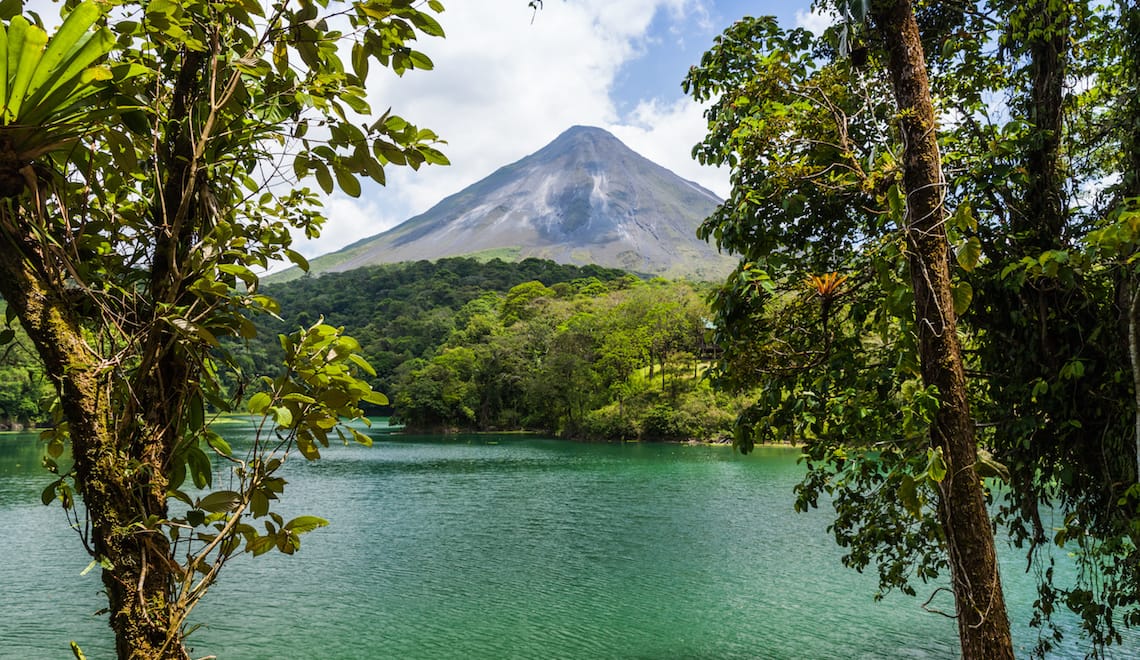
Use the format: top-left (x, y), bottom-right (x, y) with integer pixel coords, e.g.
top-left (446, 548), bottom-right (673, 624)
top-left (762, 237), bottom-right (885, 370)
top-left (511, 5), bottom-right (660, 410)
top-left (614, 1), bottom-right (815, 113)
top-left (305, 0), bottom-right (825, 259)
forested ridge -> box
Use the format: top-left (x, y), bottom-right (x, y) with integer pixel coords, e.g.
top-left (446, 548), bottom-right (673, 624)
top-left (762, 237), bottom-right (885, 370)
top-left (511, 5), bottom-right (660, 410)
top-left (246, 257), bottom-right (745, 440)
top-left (2, 256), bottom-right (743, 441)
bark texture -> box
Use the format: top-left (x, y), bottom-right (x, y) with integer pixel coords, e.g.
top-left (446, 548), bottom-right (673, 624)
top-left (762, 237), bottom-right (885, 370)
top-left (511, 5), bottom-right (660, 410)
top-left (1124, 2), bottom-right (1140, 484)
top-left (0, 228), bottom-right (186, 659)
top-left (869, 1), bottom-right (1015, 657)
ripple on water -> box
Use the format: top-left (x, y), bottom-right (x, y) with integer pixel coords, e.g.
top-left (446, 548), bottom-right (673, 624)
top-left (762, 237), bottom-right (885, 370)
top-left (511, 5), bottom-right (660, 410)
top-left (4, 435), bottom-right (1137, 658)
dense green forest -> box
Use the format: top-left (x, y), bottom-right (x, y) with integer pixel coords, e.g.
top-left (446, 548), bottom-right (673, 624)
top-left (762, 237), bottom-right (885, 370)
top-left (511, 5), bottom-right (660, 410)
top-left (1, 257), bottom-right (744, 440)
top-left (0, 303), bottom-right (52, 430)
top-left (246, 257), bottom-right (744, 440)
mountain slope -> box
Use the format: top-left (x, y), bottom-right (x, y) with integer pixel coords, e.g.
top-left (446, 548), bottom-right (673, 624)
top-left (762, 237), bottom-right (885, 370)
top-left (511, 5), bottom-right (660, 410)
top-left (291, 126), bottom-right (735, 281)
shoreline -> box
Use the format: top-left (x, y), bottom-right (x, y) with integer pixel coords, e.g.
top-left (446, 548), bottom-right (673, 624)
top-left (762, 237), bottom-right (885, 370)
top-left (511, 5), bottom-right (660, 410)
top-left (393, 425), bottom-right (802, 448)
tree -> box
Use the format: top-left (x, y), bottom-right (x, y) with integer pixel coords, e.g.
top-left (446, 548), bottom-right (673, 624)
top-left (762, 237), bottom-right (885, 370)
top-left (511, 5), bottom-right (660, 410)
top-left (688, 0), bottom-right (1140, 655)
top-left (0, 1), bottom-right (447, 657)
top-left (686, 3), bottom-right (1015, 656)
top-left (863, 2), bottom-right (1013, 654)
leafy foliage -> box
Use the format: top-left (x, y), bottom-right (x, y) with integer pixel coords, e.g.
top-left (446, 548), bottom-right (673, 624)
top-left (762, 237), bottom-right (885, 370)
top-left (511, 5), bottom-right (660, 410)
top-left (0, 0), bottom-right (451, 656)
top-left (687, 3), bottom-right (1140, 655)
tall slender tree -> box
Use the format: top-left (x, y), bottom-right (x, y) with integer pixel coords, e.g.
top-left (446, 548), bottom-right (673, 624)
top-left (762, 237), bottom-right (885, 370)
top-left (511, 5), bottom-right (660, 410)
top-left (864, 2), bottom-right (1013, 655)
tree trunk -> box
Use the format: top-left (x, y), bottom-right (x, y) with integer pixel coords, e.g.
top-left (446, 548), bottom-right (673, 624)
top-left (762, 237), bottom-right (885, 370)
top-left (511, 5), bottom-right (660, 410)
top-left (1130, 285), bottom-right (1140, 482)
top-left (869, 1), bottom-right (1015, 657)
top-left (0, 230), bottom-right (187, 659)
top-left (1024, 2), bottom-right (1068, 251)
top-left (1124, 2), bottom-right (1140, 484)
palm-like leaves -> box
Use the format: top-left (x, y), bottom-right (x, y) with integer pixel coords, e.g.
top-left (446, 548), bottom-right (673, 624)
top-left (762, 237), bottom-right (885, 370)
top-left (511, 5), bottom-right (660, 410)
top-left (0, 2), bottom-right (113, 197)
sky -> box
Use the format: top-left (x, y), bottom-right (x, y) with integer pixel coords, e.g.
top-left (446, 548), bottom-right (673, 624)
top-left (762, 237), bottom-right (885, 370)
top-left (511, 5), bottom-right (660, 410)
top-left (303, 0), bottom-right (829, 260)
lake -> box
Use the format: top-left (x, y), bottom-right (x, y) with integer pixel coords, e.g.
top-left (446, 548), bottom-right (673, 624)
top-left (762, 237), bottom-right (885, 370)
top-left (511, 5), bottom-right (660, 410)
top-left (0, 422), bottom-right (1133, 658)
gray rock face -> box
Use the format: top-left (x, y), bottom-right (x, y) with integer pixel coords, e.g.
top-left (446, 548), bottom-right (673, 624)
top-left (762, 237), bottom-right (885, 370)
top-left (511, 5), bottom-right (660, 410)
top-left (302, 126), bottom-right (735, 280)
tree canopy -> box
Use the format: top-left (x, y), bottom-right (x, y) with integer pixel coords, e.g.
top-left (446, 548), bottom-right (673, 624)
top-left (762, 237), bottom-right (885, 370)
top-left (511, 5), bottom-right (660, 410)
top-left (687, 0), bottom-right (1140, 656)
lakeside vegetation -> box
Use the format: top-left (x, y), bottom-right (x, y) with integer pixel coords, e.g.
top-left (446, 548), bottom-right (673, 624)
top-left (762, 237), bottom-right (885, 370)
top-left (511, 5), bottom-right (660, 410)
top-left (0, 255), bottom-right (750, 439)
top-left (249, 257), bottom-right (749, 441)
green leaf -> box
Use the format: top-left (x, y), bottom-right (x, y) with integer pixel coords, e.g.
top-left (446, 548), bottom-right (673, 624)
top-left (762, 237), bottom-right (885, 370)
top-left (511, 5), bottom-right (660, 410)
top-left (348, 352), bottom-right (377, 377)
top-left (334, 166), bottom-right (361, 197)
top-left (314, 161), bottom-right (333, 193)
top-left (170, 317), bottom-right (220, 346)
top-left (361, 390), bottom-right (388, 406)
top-left (950, 281), bottom-right (973, 315)
top-left (271, 405), bottom-right (294, 428)
top-left (247, 535), bottom-right (276, 556)
top-left (297, 435), bottom-right (321, 460)
top-left (41, 481), bottom-right (57, 505)
top-left (418, 146), bottom-right (449, 166)
top-left (46, 436), bottom-right (64, 458)
top-left (284, 249), bottom-right (310, 272)
top-left (218, 263), bottom-right (257, 286)
top-left (409, 11), bottom-right (445, 37)
top-left (6, 17), bottom-right (48, 122)
top-left (188, 393), bottom-right (204, 432)
top-left (926, 448), bottom-right (947, 483)
top-left (950, 202), bottom-right (977, 233)
top-left (205, 431), bottom-right (232, 456)
top-left (956, 237), bottom-right (981, 273)
top-left (251, 489), bottom-right (270, 518)
top-left (283, 515), bottom-right (328, 534)
top-left (248, 391), bottom-right (271, 414)
top-left (408, 50), bottom-right (434, 70)
top-left (197, 490), bottom-right (241, 513)
top-left (350, 428), bottom-right (373, 447)
top-left (187, 445), bottom-right (213, 489)
top-left (282, 392), bottom-right (316, 404)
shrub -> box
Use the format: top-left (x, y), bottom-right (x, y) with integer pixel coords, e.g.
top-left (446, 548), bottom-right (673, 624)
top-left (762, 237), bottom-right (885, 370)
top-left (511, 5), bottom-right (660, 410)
top-left (640, 403), bottom-right (696, 441)
top-left (581, 405), bottom-right (638, 441)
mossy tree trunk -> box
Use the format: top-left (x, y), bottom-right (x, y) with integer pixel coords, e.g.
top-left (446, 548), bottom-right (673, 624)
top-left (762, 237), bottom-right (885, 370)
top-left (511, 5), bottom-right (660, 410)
top-left (0, 228), bottom-right (187, 658)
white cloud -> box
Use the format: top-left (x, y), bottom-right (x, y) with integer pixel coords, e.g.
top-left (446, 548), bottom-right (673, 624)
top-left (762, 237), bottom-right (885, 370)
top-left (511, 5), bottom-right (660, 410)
top-left (293, 0), bottom-right (726, 260)
top-left (794, 8), bottom-right (836, 35)
top-left (300, 195), bottom-right (405, 259)
top-left (609, 98), bottom-right (727, 198)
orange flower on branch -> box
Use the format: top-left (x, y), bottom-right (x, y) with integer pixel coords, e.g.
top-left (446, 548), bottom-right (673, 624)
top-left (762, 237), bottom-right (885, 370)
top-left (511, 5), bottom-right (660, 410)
top-left (806, 272), bottom-right (849, 300)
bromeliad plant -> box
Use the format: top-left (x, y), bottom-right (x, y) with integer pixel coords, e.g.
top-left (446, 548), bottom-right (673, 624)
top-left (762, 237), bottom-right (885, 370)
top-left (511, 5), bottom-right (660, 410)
top-left (0, 4), bottom-right (113, 197)
top-left (0, 1), bottom-right (448, 658)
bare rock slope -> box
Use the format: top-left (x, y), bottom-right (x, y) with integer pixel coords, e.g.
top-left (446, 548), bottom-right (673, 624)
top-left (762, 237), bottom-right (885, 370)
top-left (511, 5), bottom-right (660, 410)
top-left (296, 126), bottom-right (735, 281)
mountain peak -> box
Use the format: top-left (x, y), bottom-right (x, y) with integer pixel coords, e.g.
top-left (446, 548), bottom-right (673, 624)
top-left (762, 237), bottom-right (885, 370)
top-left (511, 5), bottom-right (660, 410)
top-left (555, 125), bottom-right (619, 141)
top-left (284, 125), bottom-right (736, 281)
top-left (533, 125), bottom-right (633, 163)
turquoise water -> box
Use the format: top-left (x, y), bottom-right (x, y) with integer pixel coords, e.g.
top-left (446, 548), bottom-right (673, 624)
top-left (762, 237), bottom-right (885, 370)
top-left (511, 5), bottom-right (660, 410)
top-left (0, 426), bottom-right (1133, 658)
